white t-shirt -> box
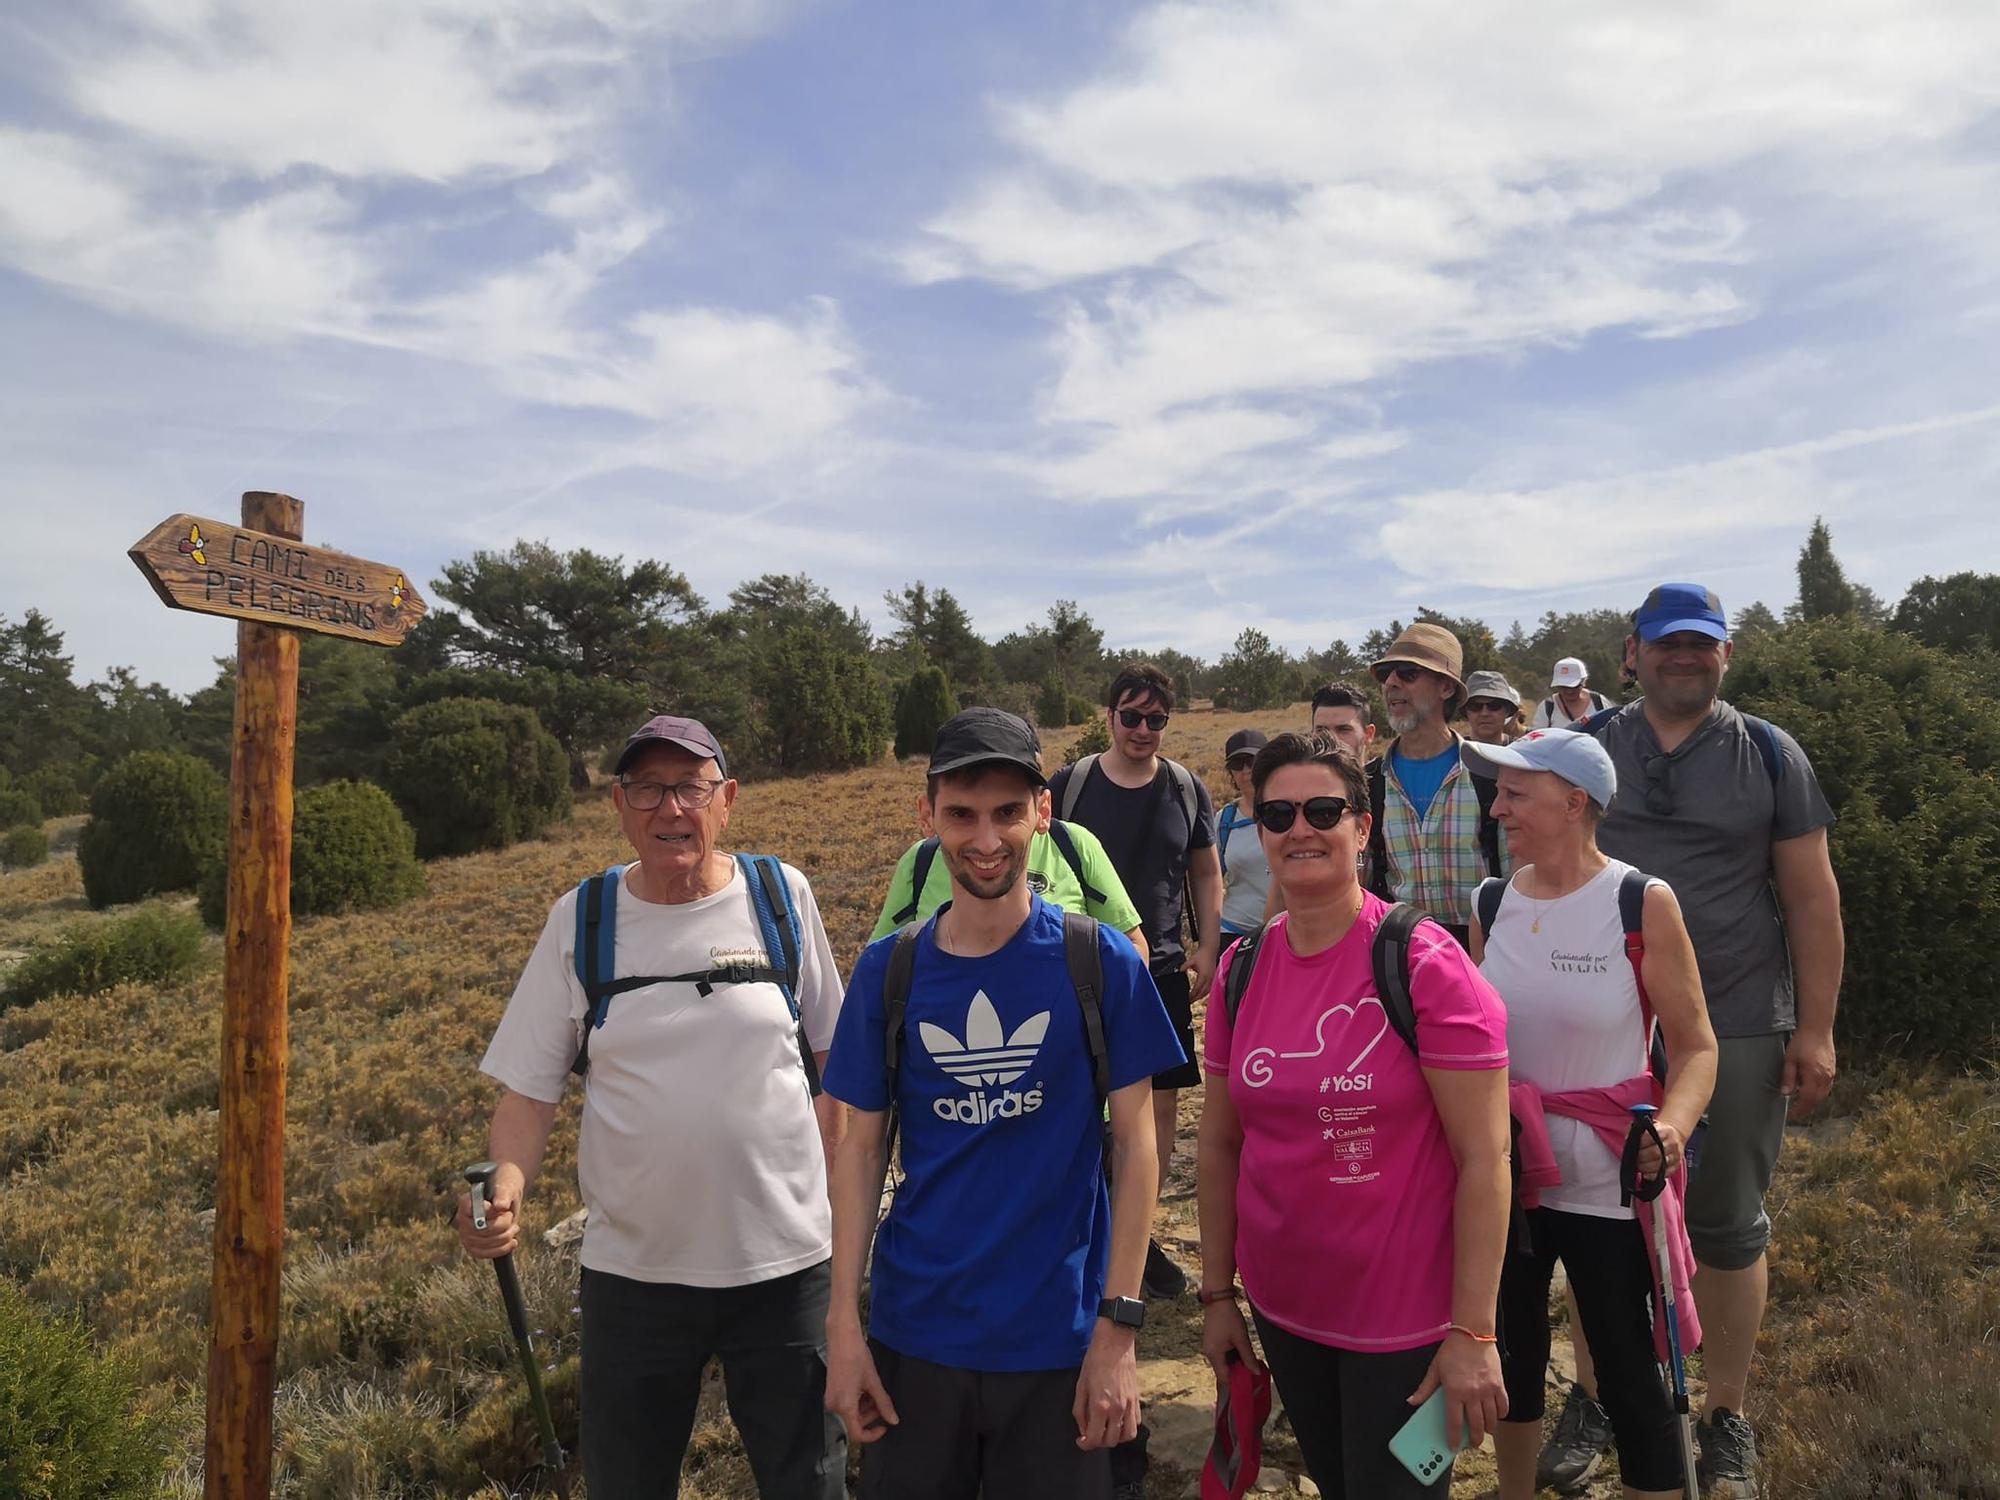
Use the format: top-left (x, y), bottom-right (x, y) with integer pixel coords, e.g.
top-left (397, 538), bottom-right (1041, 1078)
top-left (1477, 859), bottom-right (1657, 1219)
top-left (1533, 690), bottom-right (1610, 729)
top-left (481, 859), bottom-right (843, 1286)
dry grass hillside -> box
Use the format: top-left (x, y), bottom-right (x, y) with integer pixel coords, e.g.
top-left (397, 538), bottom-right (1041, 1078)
top-left (2, 707), bottom-right (1995, 1497)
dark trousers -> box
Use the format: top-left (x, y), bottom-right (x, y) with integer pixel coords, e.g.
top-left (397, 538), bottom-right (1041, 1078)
top-left (858, 1340), bottom-right (1112, 1500)
top-left (578, 1260), bottom-right (846, 1500)
top-left (1497, 1207), bottom-right (1682, 1492)
top-left (1250, 1310), bottom-right (1448, 1499)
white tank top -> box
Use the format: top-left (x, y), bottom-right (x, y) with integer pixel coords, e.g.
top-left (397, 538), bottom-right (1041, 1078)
top-left (1478, 858), bottom-right (1657, 1219)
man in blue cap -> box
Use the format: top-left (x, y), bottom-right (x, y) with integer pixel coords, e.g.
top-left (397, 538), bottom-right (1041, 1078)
top-left (1542, 584), bottom-right (1843, 1499)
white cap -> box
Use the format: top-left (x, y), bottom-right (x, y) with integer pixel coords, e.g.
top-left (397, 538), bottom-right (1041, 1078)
top-left (1551, 657), bottom-right (1588, 688)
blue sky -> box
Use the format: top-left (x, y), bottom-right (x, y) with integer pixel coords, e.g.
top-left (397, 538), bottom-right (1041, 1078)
top-left (5, 0), bottom-right (1998, 694)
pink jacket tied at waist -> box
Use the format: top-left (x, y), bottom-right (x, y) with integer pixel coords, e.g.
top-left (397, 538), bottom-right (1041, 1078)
top-left (1509, 1075), bottom-right (1701, 1362)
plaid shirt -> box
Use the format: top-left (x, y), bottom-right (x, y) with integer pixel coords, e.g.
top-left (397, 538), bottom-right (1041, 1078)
top-left (1373, 736), bottom-right (1507, 926)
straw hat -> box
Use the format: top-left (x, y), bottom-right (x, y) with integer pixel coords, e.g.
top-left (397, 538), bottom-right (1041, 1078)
top-left (1370, 622), bottom-right (1467, 714)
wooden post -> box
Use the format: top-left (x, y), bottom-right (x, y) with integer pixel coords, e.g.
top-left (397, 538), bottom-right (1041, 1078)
top-left (204, 491), bottom-right (302, 1500)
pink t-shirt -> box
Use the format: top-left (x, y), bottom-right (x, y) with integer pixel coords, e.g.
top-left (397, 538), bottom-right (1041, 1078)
top-left (1205, 895), bottom-right (1509, 1351)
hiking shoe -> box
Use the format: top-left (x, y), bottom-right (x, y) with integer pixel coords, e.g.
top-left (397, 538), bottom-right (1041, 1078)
top-left (1535, 1382), bottom-right (1612, 1494)
top-left (1697, 1407), bottom-right (1761, 1497)
top-left (1141, 1238), bottom-right (1187, 1300)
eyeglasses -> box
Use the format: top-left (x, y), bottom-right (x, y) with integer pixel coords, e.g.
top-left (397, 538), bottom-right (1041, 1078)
top-left (1256, 796), bottom-right (1351, 833)
top-left (620, 777), bottom-right (726, 812)
top-left (1642, 754), bottom-right (1674, 817)
top-left (1117, 709), bottom-right (1169, 731)
top-left (1374, 664), bottom-right (1425, 685)
top-left (1465, 699), bottom-right (1513, 714)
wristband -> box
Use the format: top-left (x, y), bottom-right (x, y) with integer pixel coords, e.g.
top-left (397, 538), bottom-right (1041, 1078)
top-left (1198, 1285), bottom-right (1241, 1306)
top-left (1446, 1323), bottom-right (1498, 1344)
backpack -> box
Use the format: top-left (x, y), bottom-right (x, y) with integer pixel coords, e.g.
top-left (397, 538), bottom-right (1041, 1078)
top-left (568, 852), bottom-right (819, 1094)
top-left (1475, 866), bottom-right (1667, 1081)
top-left (1364, 741), bottom-right (1503, 901)
top-left (890, 820), bottom-right (1105, 926)
top-left (1578, 704), bottom-right (1783, 786)
top-left (1057, 754), bottom-right (1206, 952)
top-left (1221, 902), bottom-right (1430, 1053)
top-left (1215, 802), bottom-right (1254, 877)
top-left (1538, 689), bottom-right (1610, 727)
top-left (879, 908), bottom-right (1109, 1152)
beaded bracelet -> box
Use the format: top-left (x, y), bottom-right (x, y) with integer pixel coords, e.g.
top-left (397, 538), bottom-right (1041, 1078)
top-left (1447, 1323), bottom-right (1498, 1343)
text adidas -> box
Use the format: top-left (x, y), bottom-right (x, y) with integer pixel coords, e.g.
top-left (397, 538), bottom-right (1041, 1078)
top-left (934, 1085), bottom-right (1044, 1124)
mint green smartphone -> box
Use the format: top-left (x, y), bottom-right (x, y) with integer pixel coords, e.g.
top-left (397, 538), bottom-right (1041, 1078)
top-left (1387, 1388), bottom-right (1463, 1487)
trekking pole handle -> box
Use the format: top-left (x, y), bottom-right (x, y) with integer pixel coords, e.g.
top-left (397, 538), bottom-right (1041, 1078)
top-left (464, 1160), bottom-right (498, 1232)
top-left (1620, 1105), bottom-right (1668, 1207)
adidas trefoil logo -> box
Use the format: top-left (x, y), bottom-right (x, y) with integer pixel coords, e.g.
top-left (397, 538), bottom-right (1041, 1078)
top-left (920, 991), bottom-right (1049, 1126)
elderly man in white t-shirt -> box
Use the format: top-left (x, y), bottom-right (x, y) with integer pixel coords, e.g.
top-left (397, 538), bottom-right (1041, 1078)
top-left (455, 714), bottom-right (847, 1499)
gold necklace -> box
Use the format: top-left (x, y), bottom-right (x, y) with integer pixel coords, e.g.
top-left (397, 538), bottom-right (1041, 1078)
top-left (1523, 880), bottom-right (1553, 935)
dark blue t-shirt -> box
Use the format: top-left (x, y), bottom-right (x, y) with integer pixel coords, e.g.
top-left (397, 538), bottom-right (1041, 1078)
top-left (823, 898), bottom-right (1185, 1372)
top-left (1392, 740), bottom-right (1459, 821)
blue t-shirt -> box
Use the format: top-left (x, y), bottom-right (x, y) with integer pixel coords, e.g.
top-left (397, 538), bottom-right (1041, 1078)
top-left (1392, 740), bottom-right (1459, 821)
top-left (823, 898), bottom-right (1186, 1372)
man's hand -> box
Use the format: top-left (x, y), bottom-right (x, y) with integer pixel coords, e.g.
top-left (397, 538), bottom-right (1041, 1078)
top-left (1185, 947), bottom-right (1217, 1006)
top-left (455, 1163), bottom-right (526, 1260)
top-left (824, 1322), bottom-right (898, 1444)
top-left (1782, 1027), bottom-right (1837, 1118)
top-left (1072, 1321), bottom-right (1140, 1450)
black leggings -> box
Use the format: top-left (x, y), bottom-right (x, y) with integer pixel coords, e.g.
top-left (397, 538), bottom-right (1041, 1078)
top-left (1250, 1310), bottom-right (1448, 1499)
top-left (1497, 1207), bottom-right (1681, 1492)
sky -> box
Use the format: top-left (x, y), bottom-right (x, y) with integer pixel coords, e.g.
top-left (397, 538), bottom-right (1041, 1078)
top-left (4, 0), bottom-right (1999, 694)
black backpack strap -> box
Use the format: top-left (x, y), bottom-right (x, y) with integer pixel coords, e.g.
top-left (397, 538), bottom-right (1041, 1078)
top-left (1474, 876), bottom-right (1507, 940)
top-left (1364, 756), bottom-right (1392, 899)
top-left (1046, 821), bottom-right (1107, 909)
top-left (1471, 767), bottom-right (1503, 878)
top-left (881, 919), bottom-right (925, 1155)
top-left (1369, 902), bottom-right (1426, 1055)
top-left (1221, 924), bottom-right (1268, 1026)
top-left (892, 839), bottom-right (941, 926)
top-left (1062, 910), bottom-right (1110, 1101)
top-left (1615, 867), bottom-right (1668, 1085)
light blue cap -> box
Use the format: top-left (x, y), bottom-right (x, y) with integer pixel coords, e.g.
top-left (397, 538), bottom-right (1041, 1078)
top-left (1459, 727), bottom-right (1618, 811)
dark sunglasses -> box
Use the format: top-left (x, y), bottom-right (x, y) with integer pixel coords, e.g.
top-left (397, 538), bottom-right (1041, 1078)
top-left (1374, 663), bottom-right (1426, 684)
top-left (1465, 698), bottom-right (1513, 713)
top-left (1643, 753), bottom-right (1675, 816)
top-left (1256, 796), bottom-right (1351, 833)
top-left (1117, 709), bottom-right (1169, 731)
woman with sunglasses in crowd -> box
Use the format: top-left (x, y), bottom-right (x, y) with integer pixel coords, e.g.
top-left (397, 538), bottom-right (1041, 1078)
top-left (1196, 732), bottom-right (1512, 1498)
top-left (1217, 728), bottom-right (1273, 937)
top-left (1461, 729), bottom-right (1715, 1500)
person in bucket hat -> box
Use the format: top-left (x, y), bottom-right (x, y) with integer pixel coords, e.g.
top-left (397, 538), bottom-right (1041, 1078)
top-left (1363, 624), bottom-right (1505, 948)
top-left (1462, 670), bottom-right (1523, 746)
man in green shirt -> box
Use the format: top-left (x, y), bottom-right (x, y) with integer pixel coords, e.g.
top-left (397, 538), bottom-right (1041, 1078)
top-left (870, 711), bottom-right (1148, 963)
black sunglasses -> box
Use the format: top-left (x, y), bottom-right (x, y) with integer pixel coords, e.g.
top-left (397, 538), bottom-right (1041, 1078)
top-left (1465, 698), bottom-right (1513, 713)
top-left (1374, 664), bottom-right (1426, 684)
top-left (1256, 796), bottom-right (1351, 833)
top-left (1117, 709), bottom-right (1169, 731)
top-left (1643, 753), bottom-right (1674, 816)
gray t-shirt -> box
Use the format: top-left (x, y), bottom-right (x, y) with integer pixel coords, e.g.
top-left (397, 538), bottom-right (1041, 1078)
top-left (1590, 701), bottom-right (1834, 1037)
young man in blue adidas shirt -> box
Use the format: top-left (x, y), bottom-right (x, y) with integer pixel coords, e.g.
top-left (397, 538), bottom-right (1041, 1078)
top-left (823, 709), bottom-right (1186, 1499)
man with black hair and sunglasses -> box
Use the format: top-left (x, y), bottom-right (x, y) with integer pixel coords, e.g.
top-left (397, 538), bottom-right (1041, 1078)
top-left (1047, 661), bottom-right (1223, 1304)
top-left (1550, 583), bottom-right (1842, 1499)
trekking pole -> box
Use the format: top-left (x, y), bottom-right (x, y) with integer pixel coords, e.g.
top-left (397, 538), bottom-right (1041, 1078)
top-left (1621, 1106), bottom-right (1700, 1500)
top-left (464, 1162), bottom-right (569, 1489)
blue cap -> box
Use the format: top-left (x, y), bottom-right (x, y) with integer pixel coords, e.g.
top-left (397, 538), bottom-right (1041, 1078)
top-left (1633, 582), bottom-right (1728, 643)
top-left (1460, 727), bottom-right (1619, 811)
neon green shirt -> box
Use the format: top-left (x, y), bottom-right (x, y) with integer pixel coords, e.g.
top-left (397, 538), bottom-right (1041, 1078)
top-left (868, 821), bottom-right (1143, 942)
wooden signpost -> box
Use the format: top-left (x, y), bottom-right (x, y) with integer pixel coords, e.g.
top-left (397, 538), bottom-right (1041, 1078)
top-left (129, 493), bottom-right (425, 1500)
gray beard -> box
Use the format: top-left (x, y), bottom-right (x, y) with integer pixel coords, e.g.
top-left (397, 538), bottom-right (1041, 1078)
top-left (1387, 703), bottom-right (1433, 736)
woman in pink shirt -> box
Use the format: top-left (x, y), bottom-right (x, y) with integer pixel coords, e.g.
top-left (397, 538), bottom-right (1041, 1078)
top-left (1197, 733), bottom-right (1512, 1498)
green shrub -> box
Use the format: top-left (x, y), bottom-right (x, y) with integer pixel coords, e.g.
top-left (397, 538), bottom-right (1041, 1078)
top-left (894, 664), bottom-right (957, 759)
top-left (76, 751), bottom-right (226, 909)
top-left (1728, 618), bottom-right (2000, 1062)
top-left (197, 780), bottom-right (424, 928)
top-left (1064, 715), bottom-right (1112, 765)
top-left (1035, 671), bottom-right (1070, 730)
top-left (0, 783), bottom-right (41, 829)
top-left (0, 1280), bottom-right (164, 1499)
top-left (21, 765), bottom-right (86, 817)
top-left (383, 698), bottom-right (571, 859)
top-left (1066, 693), bottom-right (1095, 725)
top-left (748, 624), bottom-right (890, 774)
top-left (1, 824), bottom-right (48, 870)
top-left (2, 907), bottom-right (206, 1010)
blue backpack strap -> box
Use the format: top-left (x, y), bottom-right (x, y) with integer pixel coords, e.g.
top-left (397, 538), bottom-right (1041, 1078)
top-left (1369, 903), bottom-right (1426, 1055)
top-left (569, 865), bottom-right (626, 1077)
top-left (892, 838), bottom-right (941, 926)
top-left (1474, 876), bottom-right (1506, 939)
top-left (1742, 714), bottom-right (1783, 785)
top-left (1046, 821), bottom-right (1107, 908)
top-left (1061, 910), bottom-right (1110, 1101)
top-left (1578, 704), bottom-right (1622, 737)
top-left (741, 853), bottom-right (818, 1096)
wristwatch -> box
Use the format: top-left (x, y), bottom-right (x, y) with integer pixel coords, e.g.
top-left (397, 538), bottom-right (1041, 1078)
top-left (1098, 1295), bottom-right (1146, 1331)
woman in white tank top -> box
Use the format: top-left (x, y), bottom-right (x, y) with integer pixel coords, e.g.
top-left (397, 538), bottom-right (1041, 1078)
top-left (1460, 729), bottom-right (1717, 1500)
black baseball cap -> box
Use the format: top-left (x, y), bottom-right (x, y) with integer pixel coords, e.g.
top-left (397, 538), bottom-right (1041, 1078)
top-left (615, 715), bottom-right (728, 778)
top-left (927, 708), bottom-right (1046, 785)
top-left (1224, 729), bottom-right (1268, 764)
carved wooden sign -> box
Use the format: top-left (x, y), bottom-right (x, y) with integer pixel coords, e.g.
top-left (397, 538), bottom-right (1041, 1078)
top-left (128, 512), bottom-right (426, 646)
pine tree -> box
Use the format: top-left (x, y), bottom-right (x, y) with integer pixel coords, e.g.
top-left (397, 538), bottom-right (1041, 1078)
top-left (1793, 518), bottom-right (1859, 621)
